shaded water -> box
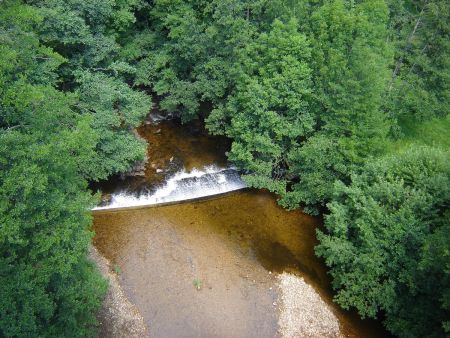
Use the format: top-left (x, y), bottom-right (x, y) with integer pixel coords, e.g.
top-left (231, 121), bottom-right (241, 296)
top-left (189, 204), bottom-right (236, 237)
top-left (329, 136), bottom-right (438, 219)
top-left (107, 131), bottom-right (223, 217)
top-left (92, 117), bottom-right (389, 337)
top-left (91, 118), bottom-right (233, 199)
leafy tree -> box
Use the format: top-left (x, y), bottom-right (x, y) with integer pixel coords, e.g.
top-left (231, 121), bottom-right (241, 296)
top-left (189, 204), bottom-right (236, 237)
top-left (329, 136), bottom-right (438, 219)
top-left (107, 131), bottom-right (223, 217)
top-left (206, 18), bottom-right (313, 195)
top-left (0, 120), bottom-right (107, 337)
top-left (316, 146), bottom-right (450, 337)
top-left (385, 0), bottom-right (450, 123)
top-left (280, 0), bottom-right (392, 212)
top-left (29, 0), bottom-right (152, 180)
top-left (0, 2), bottom-right (106, 336)
top-left (75, 71), bottom-right (150, 180)
top-left (134, 0), bottom-right (255, 122)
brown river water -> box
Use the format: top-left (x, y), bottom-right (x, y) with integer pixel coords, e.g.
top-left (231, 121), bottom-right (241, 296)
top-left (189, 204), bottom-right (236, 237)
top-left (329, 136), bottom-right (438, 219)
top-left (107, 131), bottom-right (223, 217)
top-left (92, 116), bottom-right (389, 338)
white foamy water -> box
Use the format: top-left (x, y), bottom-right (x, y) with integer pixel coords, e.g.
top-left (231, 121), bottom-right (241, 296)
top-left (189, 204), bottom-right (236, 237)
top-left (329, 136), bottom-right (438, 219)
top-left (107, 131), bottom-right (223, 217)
top-left (93, 165), bottom-right (246, 210)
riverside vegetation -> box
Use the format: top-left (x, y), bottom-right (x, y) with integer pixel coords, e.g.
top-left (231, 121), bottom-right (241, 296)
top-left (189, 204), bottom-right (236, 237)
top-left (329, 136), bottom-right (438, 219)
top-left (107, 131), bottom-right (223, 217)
top-left (0, 0), bottom-right (448, 337)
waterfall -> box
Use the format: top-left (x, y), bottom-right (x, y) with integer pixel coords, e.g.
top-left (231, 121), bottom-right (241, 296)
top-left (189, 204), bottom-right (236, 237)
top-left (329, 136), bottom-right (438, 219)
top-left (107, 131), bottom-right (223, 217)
top-left (93, 165), bottom-right (246, 210)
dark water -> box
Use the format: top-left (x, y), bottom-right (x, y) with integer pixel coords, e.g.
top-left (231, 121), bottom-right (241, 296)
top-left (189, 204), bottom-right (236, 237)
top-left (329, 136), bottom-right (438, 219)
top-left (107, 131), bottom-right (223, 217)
top-left (91, 119), bottom-right (246, 209)
top-left (92, 117), bottom-right (389, 337)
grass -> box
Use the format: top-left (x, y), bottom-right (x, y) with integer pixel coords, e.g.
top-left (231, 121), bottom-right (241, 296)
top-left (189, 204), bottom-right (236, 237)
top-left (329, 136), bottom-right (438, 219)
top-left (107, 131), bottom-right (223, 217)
top-left (386, 114), bottom-right (450, 153)
top-left (193, 278), bottom-right (202, 291)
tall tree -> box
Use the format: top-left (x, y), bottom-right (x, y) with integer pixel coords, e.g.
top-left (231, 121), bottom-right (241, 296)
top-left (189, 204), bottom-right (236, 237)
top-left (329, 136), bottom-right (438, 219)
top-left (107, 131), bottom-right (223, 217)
top-left (281, 0), bottom-right (392, 212)
top-left (316, 146), bottom-right (450, 337)
top-left (385, 0), bottom-right (450, 123)
top-left (29, 0), bottom-right (152, 180)
top-left (206, 18), bottom-right (314, 195)
top-left (0, 2), bottom-right (106, 336)
top-left (134, 0), bottom-right (255, 122)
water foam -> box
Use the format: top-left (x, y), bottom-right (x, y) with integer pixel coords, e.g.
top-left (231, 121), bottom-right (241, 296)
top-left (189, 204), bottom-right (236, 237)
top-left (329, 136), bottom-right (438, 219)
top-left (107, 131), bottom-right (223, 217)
top-left (93, 165), bottom-right (246, 210)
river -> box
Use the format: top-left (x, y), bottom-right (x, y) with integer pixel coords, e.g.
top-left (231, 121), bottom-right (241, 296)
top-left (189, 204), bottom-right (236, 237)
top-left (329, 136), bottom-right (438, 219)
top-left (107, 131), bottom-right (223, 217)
top-left (91, 114), bottom-right (389, 337)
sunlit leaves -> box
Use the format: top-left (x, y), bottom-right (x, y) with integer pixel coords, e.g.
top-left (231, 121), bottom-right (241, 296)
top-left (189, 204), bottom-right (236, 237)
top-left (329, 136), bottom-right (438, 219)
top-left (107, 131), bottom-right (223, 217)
top-left (316, 146), bottom-right (450, 337)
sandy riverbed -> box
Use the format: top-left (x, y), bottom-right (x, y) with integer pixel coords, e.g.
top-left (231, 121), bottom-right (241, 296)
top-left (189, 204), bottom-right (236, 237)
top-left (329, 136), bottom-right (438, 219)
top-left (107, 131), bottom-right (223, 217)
top-left (92, 190), bottom-right (387, 338)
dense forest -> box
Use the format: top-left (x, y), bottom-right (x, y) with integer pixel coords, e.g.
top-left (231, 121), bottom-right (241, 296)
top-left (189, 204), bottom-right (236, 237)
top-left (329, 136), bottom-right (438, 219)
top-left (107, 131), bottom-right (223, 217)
top-left (0, 0), bottom-right (448, 337)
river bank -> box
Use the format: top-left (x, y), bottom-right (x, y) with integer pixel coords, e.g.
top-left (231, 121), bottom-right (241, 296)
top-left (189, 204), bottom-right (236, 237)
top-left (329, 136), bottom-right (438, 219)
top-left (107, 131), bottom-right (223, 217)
top-left (91, 117), bottom-right (388, 337)
top-left (90, 246), bottom-right (147, 337)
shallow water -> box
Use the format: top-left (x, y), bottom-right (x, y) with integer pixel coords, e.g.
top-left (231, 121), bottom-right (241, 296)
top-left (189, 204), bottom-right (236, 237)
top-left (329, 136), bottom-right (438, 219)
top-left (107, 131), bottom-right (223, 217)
top-left (92, 117), bottom-right (389, 337)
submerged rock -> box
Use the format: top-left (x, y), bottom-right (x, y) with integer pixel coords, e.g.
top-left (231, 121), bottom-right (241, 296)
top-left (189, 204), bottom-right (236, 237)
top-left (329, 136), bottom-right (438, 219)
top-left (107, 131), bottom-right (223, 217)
top-left (101, 194), bottom-right (112, 205)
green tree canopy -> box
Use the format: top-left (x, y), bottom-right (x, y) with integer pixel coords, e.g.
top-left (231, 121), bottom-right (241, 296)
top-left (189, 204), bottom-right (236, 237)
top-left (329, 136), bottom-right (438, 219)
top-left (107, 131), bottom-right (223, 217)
top-left (206, 18), bottom-right (313, 195)
top-left (29, 0), bottom-right (152, 180)
top-left (280, 0), bottom-right (392, 212)
top-left (386, 0), bottom-right (450, 123)
top-left (316, 146), bottom-right (450, 337)
top-left (0, 2), bottom-right (107, 336)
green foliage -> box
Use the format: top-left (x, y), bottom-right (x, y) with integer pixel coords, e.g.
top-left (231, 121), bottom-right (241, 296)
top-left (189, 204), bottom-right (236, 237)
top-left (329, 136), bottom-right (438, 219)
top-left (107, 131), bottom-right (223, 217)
top-left (0, 1), bottom-right (114, 336)
top-left (316, 146), bottom-right (450, 337)
top-left (386, 0), bottom-right (450, 123)
top-left (75, 71), bottom-right (150, 180)
top-left (207, 18), bottom-right (313, 195)
top-left (387, 114), bottom-right (450, 153)
top-left (134, 0), bottom-right (254, 122)
top-left (193, 278), bottom-right (202, 291)
top-left (30, 0), bottom-right (152, 180)
top-left (279, 0), bottom-right (392, 212)
top-left (0, 125), bottom-right (108, 336)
